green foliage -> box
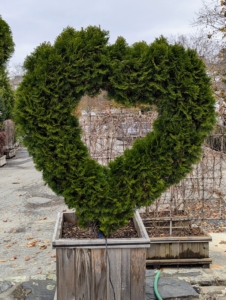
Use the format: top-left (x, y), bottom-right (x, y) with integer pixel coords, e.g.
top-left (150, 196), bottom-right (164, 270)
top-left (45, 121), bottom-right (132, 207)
top-left (14, 26), bottom-right (216, 235)
top-left (0, 16), bottom-right (15, 126)
top-left (0, 15), bottom-right (14, 66)
top-left (0, 69), bottom-right (14, 124)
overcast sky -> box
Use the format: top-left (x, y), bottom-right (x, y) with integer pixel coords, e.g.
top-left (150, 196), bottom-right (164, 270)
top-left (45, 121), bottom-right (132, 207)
top-left (1, 0), bottom-right (204, 66)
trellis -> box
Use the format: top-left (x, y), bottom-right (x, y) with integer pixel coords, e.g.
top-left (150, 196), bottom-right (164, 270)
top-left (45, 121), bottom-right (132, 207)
top-left (80, 109), bottom-right (226, 234)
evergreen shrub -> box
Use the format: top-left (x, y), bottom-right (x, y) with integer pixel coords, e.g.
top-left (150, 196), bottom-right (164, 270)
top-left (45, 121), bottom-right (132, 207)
top-left (0, 15), bottom-right (14, 66)
top-left (14, 26), bottom-right (216, 235)
top-left (0, 15), bottom-right (15, 126)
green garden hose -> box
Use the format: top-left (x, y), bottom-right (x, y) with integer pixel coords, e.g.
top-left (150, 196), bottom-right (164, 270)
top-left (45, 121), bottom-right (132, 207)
top-left (154, 270), bottom-right (163, 300)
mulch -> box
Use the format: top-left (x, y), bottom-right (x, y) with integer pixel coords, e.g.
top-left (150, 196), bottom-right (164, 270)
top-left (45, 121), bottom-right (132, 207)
top-left (62, 219), bottom-right (138, 239)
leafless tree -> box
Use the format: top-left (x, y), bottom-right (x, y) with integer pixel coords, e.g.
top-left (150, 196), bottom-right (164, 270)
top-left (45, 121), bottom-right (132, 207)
top-left (192, 0), bottom-right (226, 40)
top-left (7, 63), bottom-right (25, 79)
top-left (168, 30), bottom-right (221, 63)
top-left (3, 119), bottom-right (16, 149)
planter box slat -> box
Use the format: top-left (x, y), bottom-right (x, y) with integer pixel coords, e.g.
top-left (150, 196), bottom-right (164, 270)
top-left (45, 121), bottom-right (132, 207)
top-left (121, 248), bottom-right (131, 300)
top-left (91, 249), bottom-right (106, 300)
top-left (53, 211), bottom-right (150, 300)
top-left (149, 234), bottom-right (212, 243)
top-left (131, 248), bottom-right (146, 300)
top-left (146, 258), bottom-right (212, 265)
top-left (53, 238), bottom-right (150, 248)
top-left (77, 249), bottom-right (91, 300)
top-left (147, 241), bottom-right (210, 260)
top-left (56, 248), bottom-right (75, 300)
top-left (133, 213), bottom-right (149, 239)
top-left (199, 242), bottom-right (209, 258)
top-left (107, 249), bottom-right (121, 300)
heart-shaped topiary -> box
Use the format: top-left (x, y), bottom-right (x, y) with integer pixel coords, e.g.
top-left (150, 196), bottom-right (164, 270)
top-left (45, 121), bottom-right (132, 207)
top-left (15, 26), bottom-right (216, 235)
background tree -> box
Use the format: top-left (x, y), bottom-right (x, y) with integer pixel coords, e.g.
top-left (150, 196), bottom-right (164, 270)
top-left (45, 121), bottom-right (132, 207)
top-left (191, 0), bottom-right (226, 124)
top-left (192, 0), bottom-right (226, 40)
top-left (169, 30), bottom-right (221, 63)
top-left (7, 63), bottom-right (25, 78)
top-left (0, 15), bottom-right (15, 127)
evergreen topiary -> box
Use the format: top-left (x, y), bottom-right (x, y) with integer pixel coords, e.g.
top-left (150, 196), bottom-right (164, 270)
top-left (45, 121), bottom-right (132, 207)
top-left (0, 69), bottom-right (15, 121)
top-left (0, 15), bottom-right (14, 66)
top-left (14, 26), bottom-right (216, 235)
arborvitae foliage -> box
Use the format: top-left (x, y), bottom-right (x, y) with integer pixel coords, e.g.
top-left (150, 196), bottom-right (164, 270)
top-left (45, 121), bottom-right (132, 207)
top-left (14, 27), bottom-right (216, 235)
top-left (0, 69), bottom-right (15, 121)
top-left (0, 16), bottom-right (15, 126)
top-left (0, 15), bottom-right (14, 66)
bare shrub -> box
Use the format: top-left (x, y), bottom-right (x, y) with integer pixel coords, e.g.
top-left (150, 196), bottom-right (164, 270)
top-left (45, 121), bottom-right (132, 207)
top-left (3, 119), bottom-right (15, 149)
top-left (0, 131), bottom-right (6, 156)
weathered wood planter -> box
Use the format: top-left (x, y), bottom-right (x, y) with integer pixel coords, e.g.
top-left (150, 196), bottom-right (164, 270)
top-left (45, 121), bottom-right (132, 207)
top-left (143, 217), bottom-right (212, 267)
top-left (0, 155), bottom-right (6, 167)
top-left (14, 143), bottom-right (20, 152)
top-left (4, 148), bottom-right (16, 159)
top-left (52, 211), bottom-right (150, 300)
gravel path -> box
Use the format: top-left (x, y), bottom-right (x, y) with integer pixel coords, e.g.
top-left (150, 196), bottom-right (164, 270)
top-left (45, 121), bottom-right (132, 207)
top-left (0, 147), bottom-right (68, 279)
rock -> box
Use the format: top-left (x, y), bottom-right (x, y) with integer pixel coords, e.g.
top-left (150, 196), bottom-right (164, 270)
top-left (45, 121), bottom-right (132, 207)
top-left (0, 281), bottom-right (12, 293)
top-left (201, 286), bottom-right (226, 296)
top-left (22, 279), bottom-right (56, 300)
top-left (193, 285), bottom-right (201, 294)
top-left (27, 197), bottom-right (51, 205)
top-left (146, 277), bottom-right (198, 299)
top-left (46, 273), bottom-right (56, 281)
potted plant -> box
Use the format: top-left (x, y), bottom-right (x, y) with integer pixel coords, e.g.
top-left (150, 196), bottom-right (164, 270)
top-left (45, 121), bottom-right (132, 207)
top-left (14, 26), bottom-right (216, 299)
top-left (0, 131), bottom-right (6, 167)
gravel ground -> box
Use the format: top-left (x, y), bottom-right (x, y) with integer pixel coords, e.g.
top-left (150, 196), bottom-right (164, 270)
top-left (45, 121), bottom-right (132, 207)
top-left (0, 147), bottom-right (68, 278)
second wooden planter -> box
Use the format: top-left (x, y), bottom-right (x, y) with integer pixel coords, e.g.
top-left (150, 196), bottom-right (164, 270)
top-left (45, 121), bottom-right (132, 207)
top-left (52, 211), bottom-right (150, 300)
top-left (4, 148), bottom-right (16, 159)
top-left (142, 217), bottom-right (212, 267)
top-left (0, 155), bottom-right (6, 167)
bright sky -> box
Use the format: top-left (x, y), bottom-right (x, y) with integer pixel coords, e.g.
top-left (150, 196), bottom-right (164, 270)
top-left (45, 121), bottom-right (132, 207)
top-left (1, 0), bottom-right (204, 66)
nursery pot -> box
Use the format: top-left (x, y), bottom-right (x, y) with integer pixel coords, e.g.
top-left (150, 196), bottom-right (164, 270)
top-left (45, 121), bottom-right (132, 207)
top-left (52, 210), bottom-right (150, 300)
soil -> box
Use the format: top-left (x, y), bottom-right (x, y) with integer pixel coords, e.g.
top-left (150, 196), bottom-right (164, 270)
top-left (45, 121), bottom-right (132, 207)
top-left (62, 219), bottom-right (138, 239)
top-left (146, 227), bottom-right (205, 238)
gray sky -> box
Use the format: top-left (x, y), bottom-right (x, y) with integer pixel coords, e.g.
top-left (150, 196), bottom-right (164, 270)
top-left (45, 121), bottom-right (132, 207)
top-left (1, 0), bottom-right (204, 66)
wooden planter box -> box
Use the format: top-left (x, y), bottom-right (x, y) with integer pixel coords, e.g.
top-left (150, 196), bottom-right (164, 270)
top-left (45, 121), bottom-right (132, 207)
top-left (4, 148), bottom-right (16, 159)
top-left (143, 217), bottom-right (212, 267)
top-left (14, 143), bottom-right (20, 152)
top-left (0, 155), bottom-right (6, 167)
top-left (52, 211), bottom-right (150, 300)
